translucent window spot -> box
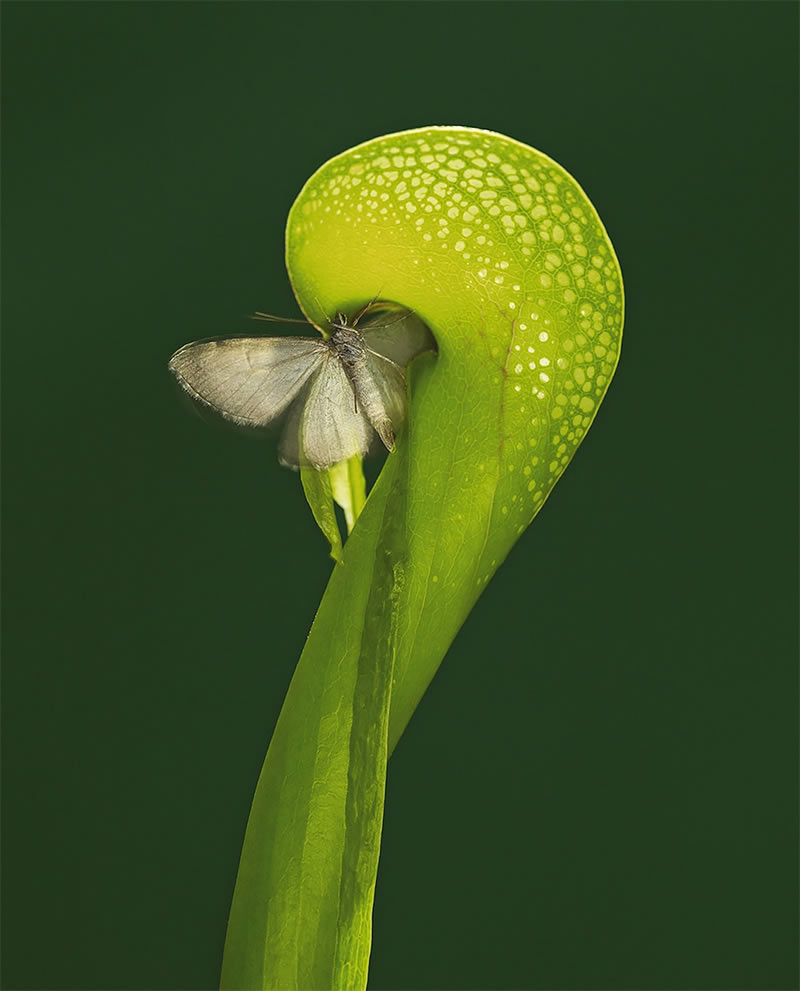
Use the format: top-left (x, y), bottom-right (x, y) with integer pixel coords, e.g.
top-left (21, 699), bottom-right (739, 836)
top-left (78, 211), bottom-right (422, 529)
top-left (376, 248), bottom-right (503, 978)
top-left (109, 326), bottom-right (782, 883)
top-left (539, 357), bottom-right (550, 366)
top-left (579, 396), bottom-right (595, 413)
top-left (539, 372), bottom-right (550, 383)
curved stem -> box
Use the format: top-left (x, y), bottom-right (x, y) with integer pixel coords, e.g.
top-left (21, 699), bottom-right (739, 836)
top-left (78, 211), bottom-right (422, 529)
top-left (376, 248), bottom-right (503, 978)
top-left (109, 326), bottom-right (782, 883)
top-left (221, 126), bottom-right (624, 990)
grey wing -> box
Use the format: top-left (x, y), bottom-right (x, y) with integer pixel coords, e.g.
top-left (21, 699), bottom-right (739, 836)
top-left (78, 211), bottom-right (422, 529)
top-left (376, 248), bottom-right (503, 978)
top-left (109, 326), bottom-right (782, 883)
top-left (168, 336), bottom-right (327, 427)
top-left (360, 310), bottom-right (436, 366)
top-left (362, 349), bottom-right (408, 431)
top-left (279, 354), bottom-right (374, 470)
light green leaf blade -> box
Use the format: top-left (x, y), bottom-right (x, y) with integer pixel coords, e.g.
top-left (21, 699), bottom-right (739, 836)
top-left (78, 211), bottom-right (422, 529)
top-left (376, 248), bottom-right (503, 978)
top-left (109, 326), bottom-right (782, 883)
top-left (300, 466), bottom-right (343, 564)
top-left (221, 126), bottom-right (624, 990)
top-left (329, 454), bottom-right (366, 534)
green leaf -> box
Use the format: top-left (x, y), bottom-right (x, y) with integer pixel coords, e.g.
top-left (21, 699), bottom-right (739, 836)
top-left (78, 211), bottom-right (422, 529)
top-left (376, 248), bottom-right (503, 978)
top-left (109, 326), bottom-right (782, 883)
top-left (329, 454), bottom-right (366, 535)
top-left (300, 456), bottom-right (366, 561)
top-left (221, 126), bottom-right (624, 990)
top-left (300, 466), bottom-right (343, 564)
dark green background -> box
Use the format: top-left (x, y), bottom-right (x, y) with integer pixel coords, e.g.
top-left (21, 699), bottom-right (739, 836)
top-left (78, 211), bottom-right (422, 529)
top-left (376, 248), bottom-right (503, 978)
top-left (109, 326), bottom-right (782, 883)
top-left (2, 3), bottom-right (797, 989)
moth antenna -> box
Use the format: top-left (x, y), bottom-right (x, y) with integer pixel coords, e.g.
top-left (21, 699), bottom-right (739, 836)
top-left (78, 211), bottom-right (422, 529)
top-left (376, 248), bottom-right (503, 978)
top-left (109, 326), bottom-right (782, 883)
top-left (350, 293), bottom-right (381, 329)
top-left (359, 309), bottom-right (410, 331)
top-left (310, 293), bottom-right (334, 332)
top-left (249, 311), bottom-right (312, 325)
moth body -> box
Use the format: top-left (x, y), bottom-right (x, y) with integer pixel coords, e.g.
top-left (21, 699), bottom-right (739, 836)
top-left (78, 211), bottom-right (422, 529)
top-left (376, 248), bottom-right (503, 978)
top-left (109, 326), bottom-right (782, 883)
top-left (330, 322), bottom-right (367, 367)
top-left (168, 305), bottom-right (435, 471)
top-left (330, 322), bottom-right (396, 450)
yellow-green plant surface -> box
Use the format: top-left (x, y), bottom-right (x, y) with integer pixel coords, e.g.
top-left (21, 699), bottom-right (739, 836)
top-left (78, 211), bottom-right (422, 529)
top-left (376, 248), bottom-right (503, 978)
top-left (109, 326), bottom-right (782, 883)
top-left (221, 126), bottom-right (624, 991)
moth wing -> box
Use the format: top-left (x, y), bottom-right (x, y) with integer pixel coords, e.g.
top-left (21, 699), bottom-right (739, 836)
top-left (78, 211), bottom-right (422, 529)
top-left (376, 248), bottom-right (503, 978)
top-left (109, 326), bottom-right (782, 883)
top-left (168, 336), bottom-right (327, 427)
top-left (361, 310), bottom-right (437, 367)
top-left (279, 353), bottom-right (374, 470)
top-left (362, 349), bottom-right (408, 433)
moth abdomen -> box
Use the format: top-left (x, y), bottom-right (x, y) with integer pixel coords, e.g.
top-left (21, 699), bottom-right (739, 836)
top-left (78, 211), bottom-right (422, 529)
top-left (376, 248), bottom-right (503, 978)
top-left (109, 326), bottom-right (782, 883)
top-left (347, 359), bottom-right (403, 453)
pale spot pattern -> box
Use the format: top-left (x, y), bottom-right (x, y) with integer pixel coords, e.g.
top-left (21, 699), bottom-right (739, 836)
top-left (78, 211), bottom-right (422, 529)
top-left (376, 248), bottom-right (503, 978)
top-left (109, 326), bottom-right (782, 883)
top-left (293, 129), bottom-right (622, 528)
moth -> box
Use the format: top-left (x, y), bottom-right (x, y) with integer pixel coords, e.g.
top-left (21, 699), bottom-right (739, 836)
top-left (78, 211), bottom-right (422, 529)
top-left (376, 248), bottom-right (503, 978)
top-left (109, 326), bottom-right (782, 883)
top-left (168, 303), bottom-right (435, 470)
